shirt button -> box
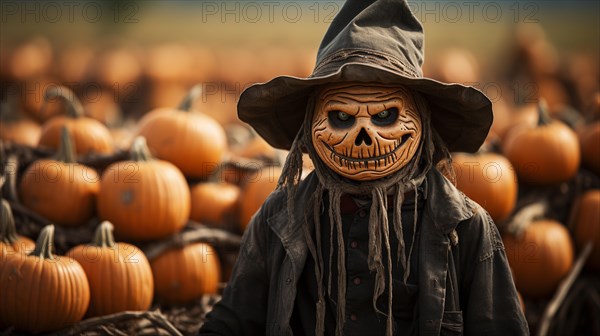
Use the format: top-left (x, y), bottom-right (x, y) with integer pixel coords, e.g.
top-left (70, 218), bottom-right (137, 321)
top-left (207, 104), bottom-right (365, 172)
top-left (358, 209), bottom-right (367, 218)
top-left (350, 314), bottom-right (358, 321)
top-left (350, 241), bottom-right (358, 249)
top-left (353, 277), bottom-right (361, 285)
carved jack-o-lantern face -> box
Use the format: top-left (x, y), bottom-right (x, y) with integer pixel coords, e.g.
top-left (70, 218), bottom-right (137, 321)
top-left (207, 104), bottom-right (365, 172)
top-left (311, 83), bottom-right (422, 181)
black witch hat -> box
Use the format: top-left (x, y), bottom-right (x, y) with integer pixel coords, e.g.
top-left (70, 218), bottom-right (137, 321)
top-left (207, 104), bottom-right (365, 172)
top-left (237, 0), bottom-right (492, 153)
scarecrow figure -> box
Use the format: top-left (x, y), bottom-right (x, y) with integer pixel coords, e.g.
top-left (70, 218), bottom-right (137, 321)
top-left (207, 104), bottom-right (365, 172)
top-left (200, 0), bottom-right (528, 335)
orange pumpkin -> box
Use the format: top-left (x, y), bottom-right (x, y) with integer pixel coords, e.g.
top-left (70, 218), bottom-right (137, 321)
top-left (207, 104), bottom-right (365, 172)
top-left (537, 77), bottom-right (569, 115)
top-left (147, 82), bottom-right (188, 110)
top-left (503, 220), bottom-right (574, 298)
top-left (578, 121), bottom-right (600, 175)
top-left (432, 48), bottom-right (480, 85)
top-left (81, 89), bottom-right (122, 127)
top-left (452, 152), bottom-right (518, 223)
top-left (110, 126), bottom-right (135, 150)
top-left (20, 127), bottom-right (100, 227)
top-left (492, 101), bottom-right (539, 142)
top-left (0, 199), bottom-right (35, 260)
top-left (0, 225), bottom-right (90, 333)
top-left (503, 100), bottom-right (580, 185)
top-left (239, 166), bottom-right (282, 230)
top-left (150, 242), bottom-right (221, 304)
top-left (19, 77), bottom-right (66, 123)
top-left (571, 190), bottom-right (600, 269)
top-left (97, 136), bottom-right (190, 241)
top-left (190, 182), bottom-right (241, 228)
top-left (0, 118), bottom-right (41, 146)
top-left (187, 45), bottom-right (218, 84)
top-left (56, 44), bottom-right (94, 83)
top-left (38, 85), bottom-right (113, 156)
top-left (68, 221), bottom-right (154, 317)
top-left (8, 36), bottom-right (53, 81)
top-left (136, 85), bottom-right (227, 179)
top-left (145, 43), bottom-right (194, 84)
top-left (94, 46), bottom-right (142, 90)
top-left (233, 136), bottom-right (277, 161)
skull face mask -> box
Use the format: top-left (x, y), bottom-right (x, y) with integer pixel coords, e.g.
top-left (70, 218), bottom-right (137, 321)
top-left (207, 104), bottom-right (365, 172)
top-left (311, 83), bottom-right (423, 181)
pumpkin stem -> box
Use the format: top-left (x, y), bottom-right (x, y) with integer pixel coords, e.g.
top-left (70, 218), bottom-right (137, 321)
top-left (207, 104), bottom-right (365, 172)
top-left (29, 224), bottom-right (55, 260)
top-left (2, 154), bottom-right (20, 203)
top-left (0, 199), bottom-right (19, 244)
top-left (178, 84), bottom-right (203, 112)
top-left (43, 85), bottom-right (85, 119)
top-left (536, 99), bottom-right (552, 126)
top-left (130, 136), bottom-right (154, 161)
top-left (91, 221), bottom-right (116, 248)
top-left (42, 85), bottom-right (84, 118)
top-left (0, 96), bottom-right (21, 122)
top-left (54, 126), bottom-right (77, 163)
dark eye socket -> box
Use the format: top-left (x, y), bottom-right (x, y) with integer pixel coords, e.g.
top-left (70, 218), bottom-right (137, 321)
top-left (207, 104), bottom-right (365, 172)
top-left (328, 110), bottom-right (355, 129)
top-left (337, 111), bottom-right (350, 121)
top-left (372, 107), bottom-right (398, 126)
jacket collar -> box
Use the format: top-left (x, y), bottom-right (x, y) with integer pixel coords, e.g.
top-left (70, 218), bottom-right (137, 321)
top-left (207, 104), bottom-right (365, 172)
top-left (267, 168), bottom-right (473, 245)
top-left (424, 168), bottom-right (475, 233)
top-left (267, 172), bottom-right (321, 249)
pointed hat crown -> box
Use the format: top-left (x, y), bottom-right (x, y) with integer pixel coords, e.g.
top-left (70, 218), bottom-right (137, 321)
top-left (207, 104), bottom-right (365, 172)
top-left (238, 0), bottom-right (492, 153)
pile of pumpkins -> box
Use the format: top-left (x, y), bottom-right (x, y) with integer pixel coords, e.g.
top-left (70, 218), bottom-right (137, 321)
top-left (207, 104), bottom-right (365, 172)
top-left (0, 85), bottom-right (282, 334)
top-left (451, 98), bottom-right (600, 303)
top-left (426, 31), bottom-right (599, 315)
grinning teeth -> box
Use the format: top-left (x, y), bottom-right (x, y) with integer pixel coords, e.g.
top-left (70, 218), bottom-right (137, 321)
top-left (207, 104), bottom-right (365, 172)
top-left (324, 133), bottom-right (411, 169)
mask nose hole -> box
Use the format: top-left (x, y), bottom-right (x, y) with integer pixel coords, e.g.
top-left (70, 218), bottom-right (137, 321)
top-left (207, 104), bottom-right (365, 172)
top-left (355, 128), bottom-right (372, 146)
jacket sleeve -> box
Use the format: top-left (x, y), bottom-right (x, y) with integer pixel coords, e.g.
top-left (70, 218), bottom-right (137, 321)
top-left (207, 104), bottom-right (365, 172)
top-left (457, 206), bottom-right (530, 336)
top-left (198, 197), bottom-right (272, 335)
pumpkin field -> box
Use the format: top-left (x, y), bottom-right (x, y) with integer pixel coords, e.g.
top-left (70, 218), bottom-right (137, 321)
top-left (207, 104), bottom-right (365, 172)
top-left (1, 1), bottom-right (599, 335)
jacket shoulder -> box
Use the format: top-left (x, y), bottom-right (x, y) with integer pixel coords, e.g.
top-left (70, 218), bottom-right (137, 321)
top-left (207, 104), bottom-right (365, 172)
top-left (249, 171), bottom-right (319, 226)
top-left (455, 198), bottom-right (504, 262)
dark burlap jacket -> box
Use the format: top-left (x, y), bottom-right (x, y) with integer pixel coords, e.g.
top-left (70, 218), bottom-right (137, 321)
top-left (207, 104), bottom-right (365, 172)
top-left (199, 169), bottom-right (529, 335)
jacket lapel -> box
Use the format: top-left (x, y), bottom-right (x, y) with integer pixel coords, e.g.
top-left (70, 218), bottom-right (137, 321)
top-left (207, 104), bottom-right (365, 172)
top-left (266, 173), bottom-right (319, 335)
top-left (425, 169), bottom-right (474, 233)
top-left (419, 169), bottom-right (474, 335)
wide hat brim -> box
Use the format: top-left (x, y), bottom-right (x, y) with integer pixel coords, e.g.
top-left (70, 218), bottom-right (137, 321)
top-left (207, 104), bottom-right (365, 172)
top-left (238, 62), bottom-right (492, 153)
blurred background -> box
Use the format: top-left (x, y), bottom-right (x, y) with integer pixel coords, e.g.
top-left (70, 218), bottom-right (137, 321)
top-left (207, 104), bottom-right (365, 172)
top-left (1, 0), bottom-right (598, 128)
top-left (1, 1), bottom-right (599, 335)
